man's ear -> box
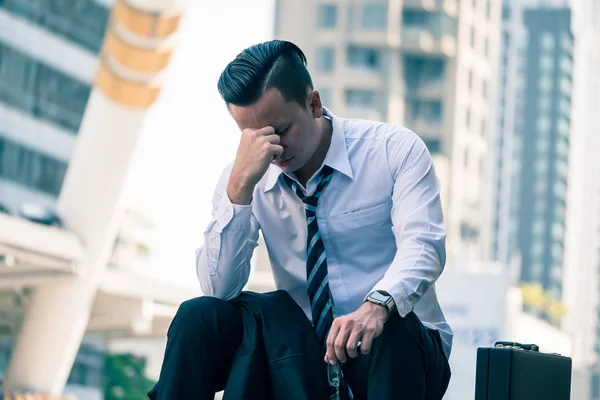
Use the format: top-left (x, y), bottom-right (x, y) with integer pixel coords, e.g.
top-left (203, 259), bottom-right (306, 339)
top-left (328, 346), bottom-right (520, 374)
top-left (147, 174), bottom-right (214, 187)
top-left (308, 90), bottom-right (324, 118)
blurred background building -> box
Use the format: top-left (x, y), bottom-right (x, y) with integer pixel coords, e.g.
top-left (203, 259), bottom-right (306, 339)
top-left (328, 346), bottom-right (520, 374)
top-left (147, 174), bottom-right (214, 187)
top-left (0, 0), bottom-right (194, 398)
top-left (272, 0), bottom-right (501, 264)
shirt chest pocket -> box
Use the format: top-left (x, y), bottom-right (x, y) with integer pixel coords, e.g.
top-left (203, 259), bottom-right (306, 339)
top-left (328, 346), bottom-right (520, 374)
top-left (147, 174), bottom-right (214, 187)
top-left (326, 200), bottom-right (395, 266)
top-left (329, 200), bottom-right (393, 232)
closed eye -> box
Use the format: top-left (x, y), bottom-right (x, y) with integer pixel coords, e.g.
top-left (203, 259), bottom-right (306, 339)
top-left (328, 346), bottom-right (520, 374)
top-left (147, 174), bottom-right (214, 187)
top-left (276, 126), bottom-right (290, 135)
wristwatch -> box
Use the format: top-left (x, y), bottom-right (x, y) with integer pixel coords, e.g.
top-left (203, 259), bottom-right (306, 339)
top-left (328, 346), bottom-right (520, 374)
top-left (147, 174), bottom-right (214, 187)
top-left (366, 291), bottom-right (396, 322)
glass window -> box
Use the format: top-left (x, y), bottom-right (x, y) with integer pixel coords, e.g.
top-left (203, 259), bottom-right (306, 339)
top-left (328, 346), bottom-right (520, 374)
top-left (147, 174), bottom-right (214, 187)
top-left (0, 42), bottom-right (91, 133)
top-left (531, 239), bottom-right (544, 258)
top-left (403, 56), bottom-right (445, 89)
top-left (345, 89), bottom-right (375, 108)
top-left (532, 220), bottom-right (545, 236)
top-left (423, 138), bottom-right (441, 154)
top-left (540, 55), bottom-right (553, 71)
top-left (0, 0), bottom-right (110, 53)
top-left (558, 118), bottom-right (570, 137)
top-left (406, 99), bottom-right (443, 124)
top-left (539, 76), bottom-right (553, 92)
top-left (539, 97), bottom-right (552, 112)
top-left (555, 159), bottom-right (568, 178)
top-left (348, 46), bottom-right (380, 70)
top-left (402, 10), bottom-right (428, 27)
top-left (540, 33), bottom-right (555, 50)
top-left (362, 3), bottom-right (388, 29)
top-left (556, 139), bottom-right (569, 158)
top-left (0, 136), bottom-right (68, 197)
top-left (535, 158), bottom-right (547, 176)
top-left (486, 0), bottom-right (493, 20)
top-left (502, 4), bottom-right (510, 20)
top-left (554, 181), bottom-right (567, 197)
top-left (560, 98), bottom-right (571, 117)
top-left (552, 221), bottom-right (564, 240)
top-left (470, 26), bottom-right (476, 48)
top-left (537, 115), bottom-right (551, 133)
top-left (315, 47), bottom-right (335, 72)
top-left (560, 77), bottom-right (572, 94)
top-left (318, 4), bottom-right (337, 28)
top-left (551, 243), bottom-right (562, 262)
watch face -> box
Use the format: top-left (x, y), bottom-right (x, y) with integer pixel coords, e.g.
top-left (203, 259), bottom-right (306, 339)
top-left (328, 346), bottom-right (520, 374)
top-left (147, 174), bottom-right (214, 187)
top-left (371, 291), bottom-right (388, 302)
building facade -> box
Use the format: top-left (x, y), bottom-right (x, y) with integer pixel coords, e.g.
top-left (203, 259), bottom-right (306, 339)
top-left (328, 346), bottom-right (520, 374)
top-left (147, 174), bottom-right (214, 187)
top-left (0, 0), bottom-right (111, 213)
top-left (491, 1), bottom-right (573, 316)
top-left (271, 0), bottom-right (501, 264)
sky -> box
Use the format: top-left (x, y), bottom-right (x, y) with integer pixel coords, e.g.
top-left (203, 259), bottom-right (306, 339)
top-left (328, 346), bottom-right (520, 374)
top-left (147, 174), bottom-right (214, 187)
top-left (124, 0), bottom-right (275, 287)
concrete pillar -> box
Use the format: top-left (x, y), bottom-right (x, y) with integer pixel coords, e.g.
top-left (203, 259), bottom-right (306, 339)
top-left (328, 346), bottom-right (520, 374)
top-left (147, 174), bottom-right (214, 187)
top-left (3, 0), bottom-right (186, 395)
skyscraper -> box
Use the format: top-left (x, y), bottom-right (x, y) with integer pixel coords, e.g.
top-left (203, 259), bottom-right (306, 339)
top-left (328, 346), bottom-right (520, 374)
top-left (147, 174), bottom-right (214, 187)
top-left (493, 0), bottom-right (600, 371)
top-left (270, 0), bottom-right (502, 264)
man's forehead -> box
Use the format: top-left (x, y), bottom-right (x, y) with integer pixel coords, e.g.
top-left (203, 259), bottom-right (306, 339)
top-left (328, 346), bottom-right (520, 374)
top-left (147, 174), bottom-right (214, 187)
top-left (230, 89), bottom-right (294, 129)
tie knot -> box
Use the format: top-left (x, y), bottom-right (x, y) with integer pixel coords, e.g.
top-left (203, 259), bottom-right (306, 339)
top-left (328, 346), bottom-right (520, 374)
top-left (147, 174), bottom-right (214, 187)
top-left (283, 166), bottom-right (334, 207)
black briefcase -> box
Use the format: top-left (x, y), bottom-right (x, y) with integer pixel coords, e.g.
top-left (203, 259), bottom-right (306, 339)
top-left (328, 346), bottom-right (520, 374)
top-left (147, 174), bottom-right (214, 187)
top-left (474, 341), bottom-right (572, 400)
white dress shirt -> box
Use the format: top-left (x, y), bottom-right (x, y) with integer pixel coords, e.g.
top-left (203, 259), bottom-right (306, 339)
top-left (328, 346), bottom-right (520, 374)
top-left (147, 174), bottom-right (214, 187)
top-left (196, 108), bottom-right (453, 359)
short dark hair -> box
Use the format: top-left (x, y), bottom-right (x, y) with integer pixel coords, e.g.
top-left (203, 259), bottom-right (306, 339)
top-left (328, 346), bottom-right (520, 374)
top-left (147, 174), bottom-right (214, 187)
top-left (217, 40), bottom-right (314, 108)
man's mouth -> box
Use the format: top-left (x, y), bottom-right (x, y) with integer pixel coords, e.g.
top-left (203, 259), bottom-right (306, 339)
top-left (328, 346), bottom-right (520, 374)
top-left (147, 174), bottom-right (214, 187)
top-left (273, 157), bottom-right (294, 167)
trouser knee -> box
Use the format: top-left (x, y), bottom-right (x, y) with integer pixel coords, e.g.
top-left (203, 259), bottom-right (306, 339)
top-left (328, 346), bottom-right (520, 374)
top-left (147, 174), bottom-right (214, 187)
top-left (169, 296), bottom-right (241, 338)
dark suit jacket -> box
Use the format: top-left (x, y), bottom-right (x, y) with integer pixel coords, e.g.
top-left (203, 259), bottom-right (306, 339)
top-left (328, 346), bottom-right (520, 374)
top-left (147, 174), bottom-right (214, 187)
top-left (223, 290), bottom-right (330, 400)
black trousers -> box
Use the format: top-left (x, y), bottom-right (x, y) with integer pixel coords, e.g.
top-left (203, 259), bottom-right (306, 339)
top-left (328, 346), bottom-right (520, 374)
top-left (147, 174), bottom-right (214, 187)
top-left (148, 295), bottom-right (451, 400)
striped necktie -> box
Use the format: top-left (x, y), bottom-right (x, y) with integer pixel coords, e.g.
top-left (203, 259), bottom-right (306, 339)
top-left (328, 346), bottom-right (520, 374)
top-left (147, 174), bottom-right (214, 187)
top-left (283, 166), bottom-right (335, 345)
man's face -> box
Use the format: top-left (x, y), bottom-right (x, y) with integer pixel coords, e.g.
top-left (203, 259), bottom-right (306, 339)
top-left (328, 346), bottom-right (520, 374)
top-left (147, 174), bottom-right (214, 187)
top-left (229, 88), bottom-right (322, 173)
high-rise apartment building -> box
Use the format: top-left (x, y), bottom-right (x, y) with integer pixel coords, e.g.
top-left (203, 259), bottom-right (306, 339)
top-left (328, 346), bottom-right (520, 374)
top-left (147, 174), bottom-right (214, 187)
top-left (271, 0), bottom-right (501, 263)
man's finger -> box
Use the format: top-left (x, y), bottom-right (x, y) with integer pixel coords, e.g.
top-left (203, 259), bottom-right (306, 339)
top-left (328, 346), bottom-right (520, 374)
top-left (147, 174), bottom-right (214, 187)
top-left (270, 145), bottom-right (284, 158)
top-left (346, 329), bottom-right (362, 359)
top-left (360, 331), bottom-right (375, 355)
top-left (264, 134), bottom-right (281, 144)
top-left (256, 126), bottom-right (276, 136)
top-left (326, 322), bottom-right (340, 364)
top-left (334, 321), bottom-right (352, 363)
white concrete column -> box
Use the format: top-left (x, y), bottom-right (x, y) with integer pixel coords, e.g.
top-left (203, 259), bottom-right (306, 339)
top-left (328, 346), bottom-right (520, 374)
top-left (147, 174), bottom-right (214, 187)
top-left (4, 0), bottom-right (186, 395)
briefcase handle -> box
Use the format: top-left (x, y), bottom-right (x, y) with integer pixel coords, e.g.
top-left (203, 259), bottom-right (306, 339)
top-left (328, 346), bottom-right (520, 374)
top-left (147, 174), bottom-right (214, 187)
top-left (494, 341), bottom-right (539, 352)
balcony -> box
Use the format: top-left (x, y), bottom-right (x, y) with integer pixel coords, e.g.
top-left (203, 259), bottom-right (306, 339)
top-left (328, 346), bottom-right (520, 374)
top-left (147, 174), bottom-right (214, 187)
top-left (401, 27), bottom-right (457, 56)
top-left (400, 9), bottom-right (457, 56)
top-left (403, 0), bottom-right (459, 17)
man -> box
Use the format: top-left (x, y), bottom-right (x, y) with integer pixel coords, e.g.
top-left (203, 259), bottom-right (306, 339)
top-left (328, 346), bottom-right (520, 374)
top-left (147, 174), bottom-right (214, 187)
top-left (150, 40), bottom-right (452, 399)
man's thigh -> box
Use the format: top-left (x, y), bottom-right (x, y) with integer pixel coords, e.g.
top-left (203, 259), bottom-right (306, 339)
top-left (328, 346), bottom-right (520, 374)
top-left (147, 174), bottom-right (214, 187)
top-left (341, 312), bottom-right (450, 399)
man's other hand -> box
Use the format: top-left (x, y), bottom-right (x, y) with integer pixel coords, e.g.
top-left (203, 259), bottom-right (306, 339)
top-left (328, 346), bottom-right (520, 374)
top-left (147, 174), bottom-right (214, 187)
top-left (324, 301), bottom-right (387, 365)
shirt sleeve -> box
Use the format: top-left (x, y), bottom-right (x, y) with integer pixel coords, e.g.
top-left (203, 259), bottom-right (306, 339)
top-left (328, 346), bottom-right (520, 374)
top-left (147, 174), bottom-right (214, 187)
top-left (367, 132), bottom-right (447, 317)
top-left (195, 163), bottom-right (260, 300)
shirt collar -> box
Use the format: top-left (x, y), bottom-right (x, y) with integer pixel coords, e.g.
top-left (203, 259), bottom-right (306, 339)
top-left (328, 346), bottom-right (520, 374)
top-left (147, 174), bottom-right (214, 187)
top-left (264, 107), bottom-right (354, 193)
